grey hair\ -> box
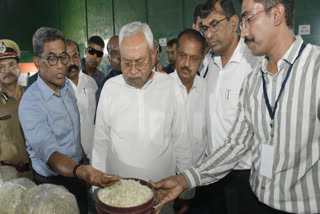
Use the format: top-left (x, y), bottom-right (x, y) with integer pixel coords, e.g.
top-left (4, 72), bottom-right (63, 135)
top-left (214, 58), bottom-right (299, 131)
top-left (119, 21), bottom-right (154, 52)
top-left (32, 27), bottom-right (65, 57)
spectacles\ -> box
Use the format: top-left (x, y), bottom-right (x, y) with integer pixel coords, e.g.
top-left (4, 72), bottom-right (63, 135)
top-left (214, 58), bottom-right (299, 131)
top-left (39, 54), bottom-right (70, 66)
top-left (122, 59), bottom-right (148, 70)
top-left (88, 47), bottom-right (104, 58)
top-left (240, 5), bottom-right (277, 30)
top-left (200, 17), bottom-right (229, 34)
top-left (0, 62), bottom-right (18, 73)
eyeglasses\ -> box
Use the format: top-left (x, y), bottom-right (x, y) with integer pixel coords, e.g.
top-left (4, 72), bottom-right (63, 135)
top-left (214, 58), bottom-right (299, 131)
top-left (122, 59), bottom-right (148, 70)
top-left (39, 53), bottom-right (70, 66)
top-left (240, 5), bottom-right (277, 30)
top-left (88, 47), bottom-right (104, 58)
top-left (0, 62), bottom-right (18, 73)
top-left (200, 17), bottom-right (229, 35)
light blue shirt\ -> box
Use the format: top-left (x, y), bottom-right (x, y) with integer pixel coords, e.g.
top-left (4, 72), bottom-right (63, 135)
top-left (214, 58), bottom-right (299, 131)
top-left (18, 75), bottom-right (82, 177)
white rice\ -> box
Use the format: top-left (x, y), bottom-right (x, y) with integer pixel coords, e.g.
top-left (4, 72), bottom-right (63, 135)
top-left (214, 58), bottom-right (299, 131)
top-left (98, 179), bottom-right (153, 207)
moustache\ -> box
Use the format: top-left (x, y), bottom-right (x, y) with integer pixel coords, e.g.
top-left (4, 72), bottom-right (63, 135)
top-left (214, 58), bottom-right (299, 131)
top-left (68, 65), bottom-right (79, 73)
top-left (3, 72), bottom-right (17, 80)
top-left (244, 37), bottom-right (255, 44)
top-left (181, 66), bottom-right (192, 73)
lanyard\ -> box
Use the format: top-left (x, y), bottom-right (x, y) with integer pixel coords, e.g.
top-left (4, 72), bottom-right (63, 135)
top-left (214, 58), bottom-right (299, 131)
top-left (261, 42), bottom-right (306, 128)
top-left (203, 66), bottom-right (209, 78)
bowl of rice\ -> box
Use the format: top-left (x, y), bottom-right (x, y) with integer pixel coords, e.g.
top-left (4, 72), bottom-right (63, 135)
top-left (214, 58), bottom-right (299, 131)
top-left (96, 178), bottom-right (157, 214)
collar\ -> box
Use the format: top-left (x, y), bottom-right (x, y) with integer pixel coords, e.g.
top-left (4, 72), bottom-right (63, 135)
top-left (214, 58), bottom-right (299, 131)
top-left (212, 37), bottom-right (245, 68)
top-left (256, 35), bottom-right (304, 75)
top-left (36, 73), bottom-right (68, 101)
top-left (172, 70), bottom-right (200, 94)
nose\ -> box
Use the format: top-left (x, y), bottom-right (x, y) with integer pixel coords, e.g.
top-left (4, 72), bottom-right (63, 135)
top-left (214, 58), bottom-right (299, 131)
top-left (185, 56), bottom-right (191, 67)
top-left (129, 63), bottom-right (139, 76)
top-left (240, 23), bottom-right (248, 38)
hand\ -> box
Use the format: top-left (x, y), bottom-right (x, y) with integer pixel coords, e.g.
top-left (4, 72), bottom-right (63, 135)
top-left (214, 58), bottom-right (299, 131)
top-left (150, 174), bottom-right (189, 214)
top-left (78, 165), bottom-right (121, 187)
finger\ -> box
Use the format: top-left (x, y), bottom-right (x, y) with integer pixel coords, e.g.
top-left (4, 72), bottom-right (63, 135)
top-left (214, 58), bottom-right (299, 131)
top-left (100, 174), bottom-right (121, 187)
top-left (150, 179), bottom-right (163, 189)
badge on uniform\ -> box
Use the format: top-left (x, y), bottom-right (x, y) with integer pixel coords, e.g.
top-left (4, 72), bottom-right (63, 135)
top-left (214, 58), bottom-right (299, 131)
top-left (1, 92), bottom-right (9, 104)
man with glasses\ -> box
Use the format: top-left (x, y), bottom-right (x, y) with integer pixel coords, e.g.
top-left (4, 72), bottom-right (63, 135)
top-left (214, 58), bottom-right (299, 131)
top-left (92, 21), bottom-right (192, 214)
top-left (192, 2), bottom-right (211, 79)
top-left (18, 27), bottom-right (120, 214)
top-left (82, 35), bottom-right (106, 86)
top-left (153, 0), bottom-right (320, 213)
top-left (188, 0), bottom-right (262, 213)
top-left (0, 39), bottom-right (33, 179)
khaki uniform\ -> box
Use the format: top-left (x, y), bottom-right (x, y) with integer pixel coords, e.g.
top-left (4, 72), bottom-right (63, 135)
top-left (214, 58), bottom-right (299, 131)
top-left (0, 86), bottom-right (33, 179)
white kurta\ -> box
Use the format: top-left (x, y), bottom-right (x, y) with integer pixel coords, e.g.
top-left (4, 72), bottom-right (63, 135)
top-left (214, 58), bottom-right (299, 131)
top-left (69, 71), bottom-right (98, 161)
top-left (170, 71), bottom-right (207, 165)
top-left (92, 72), bottom-right (192, 182)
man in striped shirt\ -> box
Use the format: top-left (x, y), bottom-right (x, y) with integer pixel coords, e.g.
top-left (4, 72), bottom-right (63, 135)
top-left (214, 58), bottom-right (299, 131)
top-left (152, 0), bottom-right (320, 213)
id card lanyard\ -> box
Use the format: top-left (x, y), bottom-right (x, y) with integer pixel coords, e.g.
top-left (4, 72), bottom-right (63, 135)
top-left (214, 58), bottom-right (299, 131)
top-left (260, 43), bottom-right (306, 178)
top-left (261, 42), bottom-right (306, 128)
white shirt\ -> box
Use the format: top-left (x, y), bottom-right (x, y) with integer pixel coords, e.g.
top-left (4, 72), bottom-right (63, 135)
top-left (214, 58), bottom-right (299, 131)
top-left (92, 72), bottom-right (192, 182)
top-left (170, 71), bottom-right (207, 165)
top-left (69, 70), bottom-right (98, 161)
top-left (206, 37), bottom-right (261, 169)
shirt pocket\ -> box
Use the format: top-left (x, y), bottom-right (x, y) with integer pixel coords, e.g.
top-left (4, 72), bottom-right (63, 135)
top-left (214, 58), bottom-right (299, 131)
top-left (224, 89), bottom-right (240, 106)
top-left (223, 89), bottom-right (240, 119)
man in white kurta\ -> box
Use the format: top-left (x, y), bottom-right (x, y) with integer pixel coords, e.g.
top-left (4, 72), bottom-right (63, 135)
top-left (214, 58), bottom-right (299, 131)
top-left (66, 40), bottom-right (98, 162)
top-left (170, 29), bottom-right (207, 166)
top-left (92, 22), bottom-right (192, 213)
top-left (169, 29), bottom-right (208, 213)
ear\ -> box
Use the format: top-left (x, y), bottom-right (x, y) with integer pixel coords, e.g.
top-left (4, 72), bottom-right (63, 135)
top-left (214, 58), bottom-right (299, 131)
top-left (230, 15), bottom-right (239, 32)
top-left (273, 4), bottom-right (285, 27)
top-left (192, 23), bottom-right (197, 30)
top-left (33, 56), bottom-right (40, 70)
top-left (151, 46), bottom-right (157, 66)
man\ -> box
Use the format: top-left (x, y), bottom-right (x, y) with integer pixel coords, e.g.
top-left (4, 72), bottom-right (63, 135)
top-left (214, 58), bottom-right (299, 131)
top-left (82, 35), bottom-right (106, 86)
top-left (0, 39), bottom-right (32, 179)
top-left (96, 35), bottom-right (122, 106)
top-left (163, 38), bottom-right (177, 74)
top-left (195, 0), bottom-right (262, 213)
top-left (170, 29), bottom-right (207, 167)
top-left (92, 21), bottom-right (192, 214)
top-left (18, 27), bottom-right (120, 214)
top-left (193, 2), bottom-right (212, 79)
top-left (66, 39), bottom-right (98, 162)
top-left (192, 3), bottom-right (204, 31)
top-left (153, 40), bottom-right (165, 73)
top-left (169, 29), bottom-right (207, 214)
top-left (153, 0), bottom-right (320, 213)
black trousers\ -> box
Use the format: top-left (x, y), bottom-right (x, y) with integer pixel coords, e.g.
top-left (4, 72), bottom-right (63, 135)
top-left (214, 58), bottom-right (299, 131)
top-left (188, 170), bottom-right (292, 214)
